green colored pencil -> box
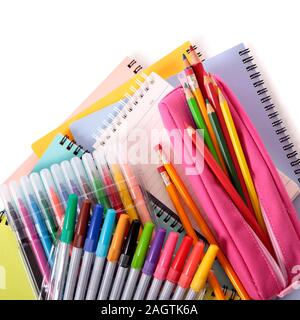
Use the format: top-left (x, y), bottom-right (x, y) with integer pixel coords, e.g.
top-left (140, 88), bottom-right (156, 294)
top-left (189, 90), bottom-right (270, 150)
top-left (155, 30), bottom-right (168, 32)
top-left (206, 99), bottom-right (246, 201)
top-left (183, 83), bottom-right (220, 166)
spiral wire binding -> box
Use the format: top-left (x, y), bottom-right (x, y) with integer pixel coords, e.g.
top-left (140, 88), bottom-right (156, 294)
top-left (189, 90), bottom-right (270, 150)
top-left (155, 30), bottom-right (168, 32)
top-left (127, 59), bottom-right (143, 74)
top-left (239, 48), bottom-right (300, 184)
top-left (59, 135), bottom-right (89, 157)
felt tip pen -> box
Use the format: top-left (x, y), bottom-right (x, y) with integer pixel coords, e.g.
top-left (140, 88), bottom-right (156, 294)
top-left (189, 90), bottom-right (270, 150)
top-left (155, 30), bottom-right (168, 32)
top-left (30, 172), bottom-right (58, 243)
top-left (8, 181), bottom-right (51, 283)
top-left (63, 200), bottom-right (91, 300)
top-left (172, 241), bottom-right (205, 300)
top-left (185, 244), bottom-right (219, 300)
top-left (50, 164), bottom-right (69, 209)
top-left (61, 161), bottom-right (84, 208)
top-left (146, 232), bottom-right (179, 300)
top-left (52, 194), bottom-right (78, 300)
top-left (20, 176), bottom-right (54, 264)
top-left (74, 203), bottom-right (104, 300)
top-left (97, 214), bottom-right (130, 300)
top-left (40, 168), bottom-right (65, 227)
top-left (121, 222), bottom-right (154, 300)
top-left (133, 228), bottom-right (166, 300)
top-left (159, 236), bottom-right (193, 300)
top-left (71, 157), bottom-right (98, 205)
top-left (82, 153), bottom-right (111, 209)
top-left (109, 220), bottom-right (141, 300)
top-left (86, 208), bottom-right (117, 300)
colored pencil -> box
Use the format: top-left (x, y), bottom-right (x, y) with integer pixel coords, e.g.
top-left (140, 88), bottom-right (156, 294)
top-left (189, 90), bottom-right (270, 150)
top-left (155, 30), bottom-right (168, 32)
top-left (154, 144), bottom-right (251, 300)
top-left (182, 53), bottom-right (191, 69)
top-left (206, 99), bottom-right (246, 202)
top-left (157, 165), bottom-right (225, 300)
top-left (186, 126), bottom-right (273, 254)
top-left (204, 75), bottom-right (254, 213)
top-left (183, 83), bottom-right (221, 169)
top-left (218, 89), bottom-right (267, 232)
top-left (184, 66), bottom-right (228, 174)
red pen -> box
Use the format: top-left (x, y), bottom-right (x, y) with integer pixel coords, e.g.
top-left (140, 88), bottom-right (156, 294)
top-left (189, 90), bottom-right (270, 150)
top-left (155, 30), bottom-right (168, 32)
top-left (158, 236), bottom-right (193, 300)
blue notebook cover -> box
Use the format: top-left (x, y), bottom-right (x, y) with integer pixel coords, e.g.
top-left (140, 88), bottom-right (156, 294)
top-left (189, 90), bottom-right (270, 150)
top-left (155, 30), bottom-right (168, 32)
top-left (32, 134), bottom-right (86, 172)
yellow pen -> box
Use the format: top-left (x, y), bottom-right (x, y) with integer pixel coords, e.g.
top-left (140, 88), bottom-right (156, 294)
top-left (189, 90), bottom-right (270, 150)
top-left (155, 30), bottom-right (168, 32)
top-left (185, 245), bottom-right (219, 300)
top-left (110, 163), bottom-right (139, 222)
top-left (218, 89), bottom-right (267, 233)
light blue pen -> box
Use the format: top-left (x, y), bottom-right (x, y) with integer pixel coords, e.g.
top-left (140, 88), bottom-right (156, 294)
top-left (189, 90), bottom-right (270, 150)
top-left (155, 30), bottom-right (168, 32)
top-left (20, 176), bottom-right (54, 266)
top-left (85, 208), bottom-right (116, 300)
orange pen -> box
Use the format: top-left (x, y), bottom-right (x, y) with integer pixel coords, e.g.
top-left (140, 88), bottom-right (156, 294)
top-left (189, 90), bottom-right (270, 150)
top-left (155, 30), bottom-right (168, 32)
top-left (154, 144), bottom-right (250, 300)
top-left (97, 214), bottom-right (130, 300)
top-left (119, 162), bottom-right (152, 226)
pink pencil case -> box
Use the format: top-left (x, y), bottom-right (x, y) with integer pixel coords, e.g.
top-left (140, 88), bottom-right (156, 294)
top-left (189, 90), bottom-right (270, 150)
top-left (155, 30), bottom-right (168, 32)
top-left (158, 78), bottom-right (300, 300)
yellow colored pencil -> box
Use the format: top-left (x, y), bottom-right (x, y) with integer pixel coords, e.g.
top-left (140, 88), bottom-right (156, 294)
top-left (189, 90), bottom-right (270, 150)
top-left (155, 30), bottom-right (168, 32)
top-left (218, 89), bottom-right (267, 232)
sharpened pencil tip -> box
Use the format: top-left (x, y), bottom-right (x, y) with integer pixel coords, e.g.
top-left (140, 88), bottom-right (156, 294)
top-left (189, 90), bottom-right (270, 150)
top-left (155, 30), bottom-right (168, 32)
top-left (182, 53), bottom-right (187, 60)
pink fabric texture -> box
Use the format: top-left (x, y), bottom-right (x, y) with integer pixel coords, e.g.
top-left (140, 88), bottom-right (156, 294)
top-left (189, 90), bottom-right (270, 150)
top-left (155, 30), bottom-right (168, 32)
top-left (158, 82), bottom-right (300, 300)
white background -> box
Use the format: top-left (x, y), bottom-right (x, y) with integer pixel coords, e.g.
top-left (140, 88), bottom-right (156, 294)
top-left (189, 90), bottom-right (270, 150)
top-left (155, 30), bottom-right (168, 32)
top-left (0, 0), bottom-right (299, 184)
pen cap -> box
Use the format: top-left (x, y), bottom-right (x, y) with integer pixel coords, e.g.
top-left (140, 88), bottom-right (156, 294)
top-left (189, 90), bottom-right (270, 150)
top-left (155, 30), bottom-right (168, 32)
top-left (82, 153), bottom-right (101, 182)
top-left (142, 228), bottom-right (166, 275)
top-left (60, 161), bottom-right (77, 194)
top-left (70, 157), bottom-right (91, 195)
top-left (178, 241), bottom-right (205, 289)
top-left (60, 194), bottom-right (78, 244)
top-left (0, 184), bottom-right (24, 236)
top-left (166, 236), bottom-right (193, 283)
top-left (96, 208), bottom-right (116, 257)
top-left (20, 176), bottom-right (37, 207)
top-left (50, 164), bottom-right (69, 208)
top-left (73, 200), bottom-right (91, 248)
top-left (190, 244), bottom-right (219, 292)
top-left (84, 204), bottom-right (104, 252)
top-left (131, 222), bottom-right (154, 270)
top-left (107, 214), bottom-right (130, 262)
top-left (119, 220), bottom-right (141, 268)
top-left (154, 231), bottom-right (179, 280)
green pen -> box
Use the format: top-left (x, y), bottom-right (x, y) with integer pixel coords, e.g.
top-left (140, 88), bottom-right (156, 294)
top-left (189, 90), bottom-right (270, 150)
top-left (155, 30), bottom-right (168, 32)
top-left (52, 194), bottom-right (78, 300)
top-left (29, 173), bottom-right (58, 243)
top-left (82, 153), bottom-right (110, 209)
top-left (121, 222), bottom-right (154, 300)
top-left (183, 83), bottom-right (221, 166)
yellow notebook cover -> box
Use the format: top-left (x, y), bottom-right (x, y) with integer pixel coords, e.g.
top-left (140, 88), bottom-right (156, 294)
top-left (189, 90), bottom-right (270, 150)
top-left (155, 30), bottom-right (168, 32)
top-left (0, 216), bottom-right (36, 300)
top-left (32, 41), bottom-right (193, 157)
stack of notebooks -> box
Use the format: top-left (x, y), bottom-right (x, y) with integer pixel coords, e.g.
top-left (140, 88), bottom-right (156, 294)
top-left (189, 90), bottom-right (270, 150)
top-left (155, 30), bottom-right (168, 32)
top-left (1, 41), bottom-right (300, 300)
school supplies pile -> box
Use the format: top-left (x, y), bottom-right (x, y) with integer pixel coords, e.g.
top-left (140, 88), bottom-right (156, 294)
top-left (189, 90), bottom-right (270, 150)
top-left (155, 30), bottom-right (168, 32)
top-left (1, 41), bottom-right (300, 301)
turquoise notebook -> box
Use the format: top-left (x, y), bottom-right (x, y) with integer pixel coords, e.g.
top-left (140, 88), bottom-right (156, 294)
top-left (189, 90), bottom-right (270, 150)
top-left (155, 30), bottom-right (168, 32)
top-left (32, 134), bottom-right (86, 173)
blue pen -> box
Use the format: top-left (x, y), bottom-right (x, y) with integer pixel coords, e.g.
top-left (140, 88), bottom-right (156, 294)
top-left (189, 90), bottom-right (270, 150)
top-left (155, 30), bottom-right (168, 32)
top-left (20, 176), bottom-right (54, 266)
top-left (85, 208), bottom-right (116, 300)
top-left (74, 204), bottom-right (104, 300)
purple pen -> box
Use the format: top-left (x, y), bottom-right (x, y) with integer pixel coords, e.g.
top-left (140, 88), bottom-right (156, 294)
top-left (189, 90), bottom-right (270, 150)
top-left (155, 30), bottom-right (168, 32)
top-left (133, 228), bottom-right (166, 300)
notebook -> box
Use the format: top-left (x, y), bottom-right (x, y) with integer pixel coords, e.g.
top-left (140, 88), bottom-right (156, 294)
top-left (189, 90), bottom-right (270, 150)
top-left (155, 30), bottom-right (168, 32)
top-left (31, 41), bottom-right (202, 157)
top-left (0, 213), bottom-right (36, 300)
top-left (3, 56), bottom-right (143, 184)
top-left (32, 134), bottom-right (87, 173)
top-left (0, 56), bottom-right (143, 300)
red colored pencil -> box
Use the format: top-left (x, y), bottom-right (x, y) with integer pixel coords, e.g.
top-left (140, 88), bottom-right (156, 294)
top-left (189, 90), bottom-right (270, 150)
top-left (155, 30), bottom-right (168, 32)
top-left (204, 74), bottom-right (255, 216)
top-left (186, 126), bottom-right (274, 256)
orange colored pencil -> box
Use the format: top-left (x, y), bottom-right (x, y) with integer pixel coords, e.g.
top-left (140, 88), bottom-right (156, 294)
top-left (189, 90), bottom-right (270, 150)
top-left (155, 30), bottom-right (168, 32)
top-left (154, 144), bottom-right (250, 300)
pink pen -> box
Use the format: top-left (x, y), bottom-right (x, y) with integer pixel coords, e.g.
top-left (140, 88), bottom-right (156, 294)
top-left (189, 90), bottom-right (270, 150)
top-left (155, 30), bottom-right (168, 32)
top-left (119, 163), bottom-right (152, 226)
top-left (9, 181), bottom-right (51, 283)
top-left (146, 231), bottom-right (179, 300)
